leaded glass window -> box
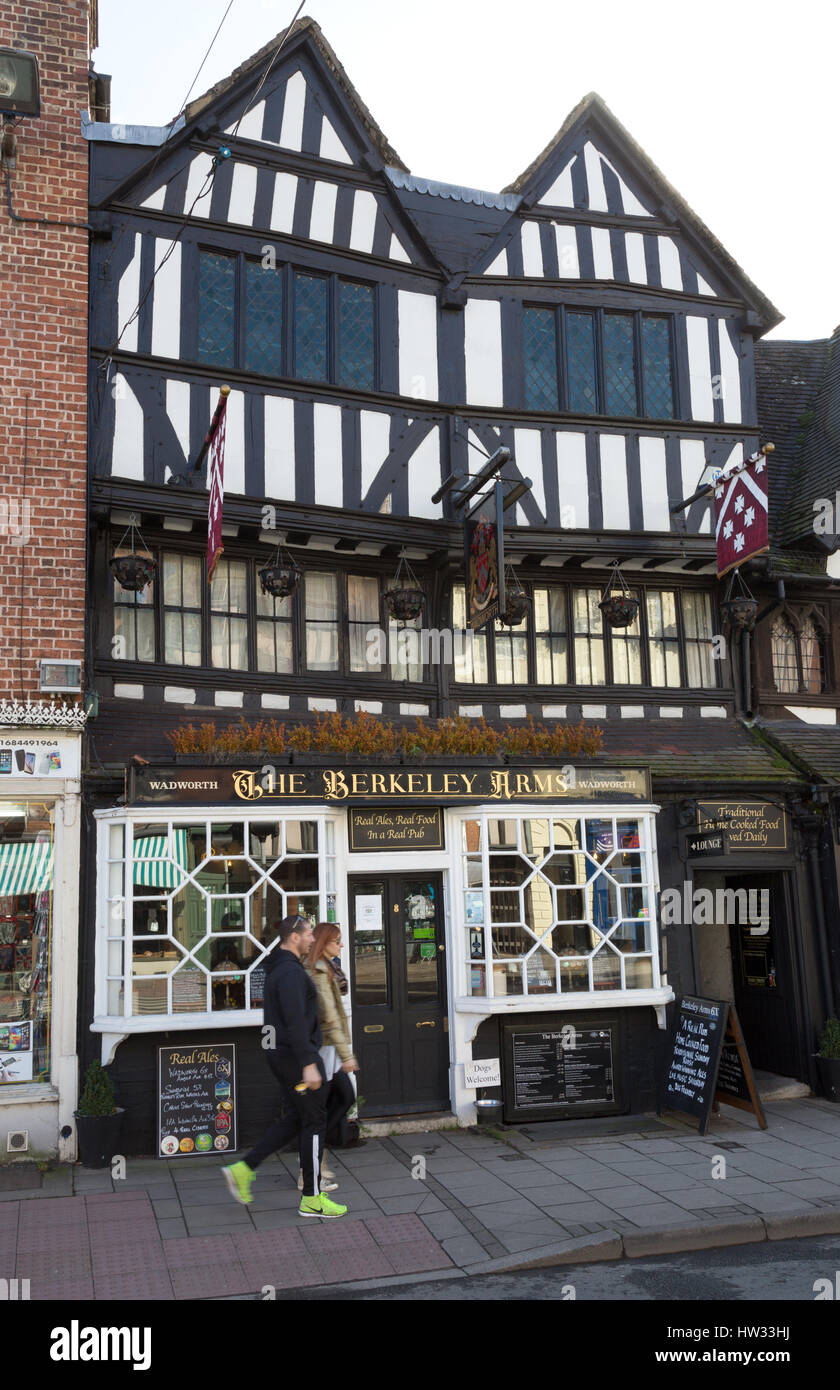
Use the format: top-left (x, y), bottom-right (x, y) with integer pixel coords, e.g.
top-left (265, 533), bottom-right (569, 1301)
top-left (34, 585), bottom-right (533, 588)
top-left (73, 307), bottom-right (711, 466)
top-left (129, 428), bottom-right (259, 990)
top-left (800, 618), bottom-right (824, 694)
top-left (210, 559), bottom-right (248, 670)
top-left (642, 315), bottom-right (675, 418)
top-left (572, 588), bottom-right (606, 684)
top-left (197, 252), bottom-right (235, 367)
top-left (610, 594), bottom-right (643, 684)
top-left (305, 572), bottom-right (339, 670)
top-left (163, 553), bottom-right (202, 666)
top-left (338, 281), bottom-right (374, 390)
top-left (646, 590), bottom-right (681, 686)
top-left (348, 575), bottom-right (380, 673)
top-left (114, 571), bottom-right (155, 663)
top-left (566, 310), bottom-right (598, 413)
top-left (294, 272), bottom-right (328, 382)
top-left (772, 617), bottom-right (799, 693)
top-left (523, 306), bottom-right (559, 411)
top-left (604, 313), bottom-right (637, 416)
top-left (245, 261), bottom-right (284, 375)
top-left (682, 591), bottom-right (716, 687)
top-left (256, 587), bottom-right (293, 674)
top-left (534, 586), bottom-right (568, 684)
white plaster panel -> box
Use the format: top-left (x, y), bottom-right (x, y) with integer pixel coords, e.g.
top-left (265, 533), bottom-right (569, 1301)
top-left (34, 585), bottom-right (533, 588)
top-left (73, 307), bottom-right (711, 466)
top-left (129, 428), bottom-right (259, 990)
top-left (658, 237), bottom-right (683, 291)
top-left (349, 189), bottom-right (378, 254)
top-left (151, 240), bottom-right (181, 359)
top-left (319, 117), bottom-right (352, 163)
top-left (556, 432), bottom-right (589, 529)
top-left (228, 162), bottom-right (258, 225)
top-left (521, 221), bottom-right (544, 277)
top-left (591, 226), bottom-right (613, 279)
top-left (625, 232), bottom-right (647, 285)
top-left (398, 291), bottom-right (438, 400)
top-left (313, 402), bottom-right (343, 508)
top-left (279, 71), bottom-right (306, 150)
top-left (539, 160), bottom-right (574, 207)
top-left (464, 298), bottom-right (503, 407)
top-left (270, 171), bottom-right (298, 234)
top-left (599, 434), bottom-right (630, 530)
top-left (112, 375), bottom-right (145, 480)
top-left (263, 395), bottom-right (296, 500)
top-left (117, 233), bottom-right (141, 353)
top-left (639, 436), bottom-right (670, 532)
top-left (360, 409), bottom-right (392, 499)
top-left (718, 318), bottom-right (743, 424)
top-left (686, 316), bottom-right (715, 422)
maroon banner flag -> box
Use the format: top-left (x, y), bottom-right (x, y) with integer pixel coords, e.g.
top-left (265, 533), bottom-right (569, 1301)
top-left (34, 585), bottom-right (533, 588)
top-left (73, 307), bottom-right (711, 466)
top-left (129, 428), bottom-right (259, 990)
top-left (714, 449), bottom-right (769, 578)
top-left (206, 388), bottom-right (229, 583)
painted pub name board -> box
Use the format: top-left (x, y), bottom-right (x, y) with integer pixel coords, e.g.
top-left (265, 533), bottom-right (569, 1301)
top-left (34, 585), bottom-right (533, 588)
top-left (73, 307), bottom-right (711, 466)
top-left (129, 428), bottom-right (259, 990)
top-left (129, 764), bottom-right (651, 806)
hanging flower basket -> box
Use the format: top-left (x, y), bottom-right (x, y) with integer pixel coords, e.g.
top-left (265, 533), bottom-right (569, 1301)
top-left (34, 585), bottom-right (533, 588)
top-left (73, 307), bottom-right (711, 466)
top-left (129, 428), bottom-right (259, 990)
top-left (499, 590), bottom-right (530, 626)
top-left (599, 593), bottom-right (639, 628)
top-left (383, 585), bottom-right (424, 621)
top-left (720, 596), bottom-right (758, 631)
top-left (258, 560), bottom-right (301, 599)
top-left (109, 552), bottom-right (157, 593)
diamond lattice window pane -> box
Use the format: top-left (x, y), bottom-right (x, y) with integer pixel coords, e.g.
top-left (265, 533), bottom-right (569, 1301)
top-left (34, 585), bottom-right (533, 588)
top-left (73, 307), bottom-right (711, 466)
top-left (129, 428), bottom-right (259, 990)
top-left (523, 307), bottom-right (559, 411)
top-left (641, 316), bottom-right (674, 418)
top-left (604, 313), bottom-right (637, 416)
top-left (294, 273), bottom-right (328, 381)
top-left (566, 311), bottom-right (598, 413)
top-left (245, 261), bottom-right (284, 375)
top-left (338, 281), bottom-right (374, 389)
top-left (198, 252), bottom-right (236, 366)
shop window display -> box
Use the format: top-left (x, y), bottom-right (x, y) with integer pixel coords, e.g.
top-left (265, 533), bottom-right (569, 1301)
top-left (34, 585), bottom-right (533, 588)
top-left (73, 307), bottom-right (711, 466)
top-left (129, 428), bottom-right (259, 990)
top-left (0, 803), bottom-right (53, 1084)
top-left (462, 812), bottom-right (657, 999)
top-left (104, 816), bottom-right (332, 1021)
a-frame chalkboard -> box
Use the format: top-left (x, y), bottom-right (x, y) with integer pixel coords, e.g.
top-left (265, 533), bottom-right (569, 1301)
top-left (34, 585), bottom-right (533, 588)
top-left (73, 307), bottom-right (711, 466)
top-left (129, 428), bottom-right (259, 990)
top-left (660, 996), bottom-right (767, 1135)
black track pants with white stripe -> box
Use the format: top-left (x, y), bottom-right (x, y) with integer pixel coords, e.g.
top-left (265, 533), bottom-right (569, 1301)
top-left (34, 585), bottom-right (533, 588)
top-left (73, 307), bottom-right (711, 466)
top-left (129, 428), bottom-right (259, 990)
top-left (244, 1051), bottom-right (327, 1197)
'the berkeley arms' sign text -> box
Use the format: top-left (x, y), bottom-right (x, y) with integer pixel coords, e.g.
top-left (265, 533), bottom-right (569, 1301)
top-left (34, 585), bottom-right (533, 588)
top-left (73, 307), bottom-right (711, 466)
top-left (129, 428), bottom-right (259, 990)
top-left (129, 765), bottom-right (651, 806)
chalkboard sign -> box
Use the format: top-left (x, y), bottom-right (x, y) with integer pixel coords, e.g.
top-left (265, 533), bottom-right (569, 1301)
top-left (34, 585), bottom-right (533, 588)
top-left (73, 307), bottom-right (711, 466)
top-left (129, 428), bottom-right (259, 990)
top-left (158, 1043), bottom-right (237, 1157)
top-left (502, 1020), bottom-right (623, 1121)
top-left (661, 996), bottom-right (727, 1133)
top-left (661, 998), bottom-right (766, 1134)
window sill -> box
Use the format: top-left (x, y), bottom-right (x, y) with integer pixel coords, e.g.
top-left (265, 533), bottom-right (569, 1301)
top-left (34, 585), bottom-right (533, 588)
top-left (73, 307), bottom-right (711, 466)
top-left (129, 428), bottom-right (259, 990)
top-left (455, 987), bottom-right (674, 1013)
top-left (91, 1011), bottom-right (259, 1034)
top-left (0, 1082), bottom-right (59, 1104)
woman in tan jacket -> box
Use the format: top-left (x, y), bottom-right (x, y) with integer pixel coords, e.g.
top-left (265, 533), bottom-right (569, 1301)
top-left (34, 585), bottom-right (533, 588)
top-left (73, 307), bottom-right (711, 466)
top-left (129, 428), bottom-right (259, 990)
top-left (299, 922), bottom-right (359, 1191)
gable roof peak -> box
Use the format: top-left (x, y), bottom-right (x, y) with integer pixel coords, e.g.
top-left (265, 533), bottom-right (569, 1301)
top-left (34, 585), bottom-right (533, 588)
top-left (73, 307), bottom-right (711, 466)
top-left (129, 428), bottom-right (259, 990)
top-left (182, 14), bottom-right (408, 171)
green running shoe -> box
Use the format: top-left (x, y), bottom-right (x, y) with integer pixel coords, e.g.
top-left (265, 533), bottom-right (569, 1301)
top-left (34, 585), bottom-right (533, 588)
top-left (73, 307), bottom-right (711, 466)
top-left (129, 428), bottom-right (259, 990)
top-left (298, 1193), bottom-right (347, 1219)
top-left (222, 1161), bottom-right (255, 1205)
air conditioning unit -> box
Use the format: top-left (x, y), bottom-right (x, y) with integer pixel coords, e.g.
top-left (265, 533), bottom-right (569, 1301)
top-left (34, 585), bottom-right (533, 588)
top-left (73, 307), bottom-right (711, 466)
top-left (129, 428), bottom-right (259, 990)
top-left (39, 660), bottom-right (82, 693)
top-left (6, 1129), bottom-right (29, 1153)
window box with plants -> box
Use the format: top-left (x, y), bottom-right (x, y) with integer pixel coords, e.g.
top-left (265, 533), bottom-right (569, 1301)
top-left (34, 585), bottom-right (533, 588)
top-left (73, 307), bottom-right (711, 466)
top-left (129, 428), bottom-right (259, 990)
top-left (816, 1018), bottom-right (840, 1102)
top-left (75, 1060), bottom-right (124, 1167)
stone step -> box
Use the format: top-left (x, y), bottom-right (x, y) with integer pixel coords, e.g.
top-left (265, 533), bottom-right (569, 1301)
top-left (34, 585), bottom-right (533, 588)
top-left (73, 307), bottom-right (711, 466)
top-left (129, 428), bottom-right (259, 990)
top-left (753, 1069), bottom-right (812, 1102)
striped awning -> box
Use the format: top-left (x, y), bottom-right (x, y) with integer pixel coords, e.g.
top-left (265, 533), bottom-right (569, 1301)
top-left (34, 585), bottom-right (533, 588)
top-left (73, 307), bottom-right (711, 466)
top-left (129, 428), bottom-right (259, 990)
top-left (133, 828), bottom-right (189, 889)
top-left (0, 840), bottom-right (53, 896)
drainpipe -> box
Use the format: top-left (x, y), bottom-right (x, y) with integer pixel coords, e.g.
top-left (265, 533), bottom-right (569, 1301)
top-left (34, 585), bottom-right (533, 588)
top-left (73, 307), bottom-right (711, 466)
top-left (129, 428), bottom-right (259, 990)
top-left (802, 816), bottom-right (835, 1022)
top-left (742, 628), bottom-right (752, 718)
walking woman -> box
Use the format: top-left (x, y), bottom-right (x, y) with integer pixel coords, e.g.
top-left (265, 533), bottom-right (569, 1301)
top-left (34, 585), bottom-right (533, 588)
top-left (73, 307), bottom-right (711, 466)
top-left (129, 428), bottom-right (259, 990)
top-left (300, 921), bottom-right (359, 1191)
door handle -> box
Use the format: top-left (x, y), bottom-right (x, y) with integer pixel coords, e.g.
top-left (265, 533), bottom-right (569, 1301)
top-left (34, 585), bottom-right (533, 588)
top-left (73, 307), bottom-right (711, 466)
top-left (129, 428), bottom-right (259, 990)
top-left (416, 1020), bottom-right (436, 1029)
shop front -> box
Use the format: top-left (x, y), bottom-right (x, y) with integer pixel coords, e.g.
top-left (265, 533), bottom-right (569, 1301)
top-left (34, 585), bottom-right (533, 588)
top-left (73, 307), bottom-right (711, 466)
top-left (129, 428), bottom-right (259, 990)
top-left (0, 728), bottom-right (82, 1159)
top-left (90, 761), bottom-right (674, 1152)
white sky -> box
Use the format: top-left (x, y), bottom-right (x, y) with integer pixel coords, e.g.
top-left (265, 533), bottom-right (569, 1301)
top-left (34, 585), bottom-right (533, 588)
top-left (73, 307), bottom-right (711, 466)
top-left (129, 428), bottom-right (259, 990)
top-left (95, 0), bottom-right (839, 340)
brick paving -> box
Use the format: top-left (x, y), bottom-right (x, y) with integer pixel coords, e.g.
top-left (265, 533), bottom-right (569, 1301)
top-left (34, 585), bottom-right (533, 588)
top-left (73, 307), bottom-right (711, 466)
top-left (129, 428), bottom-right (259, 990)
top-left (3, 1097), bottom-right (840, 1298)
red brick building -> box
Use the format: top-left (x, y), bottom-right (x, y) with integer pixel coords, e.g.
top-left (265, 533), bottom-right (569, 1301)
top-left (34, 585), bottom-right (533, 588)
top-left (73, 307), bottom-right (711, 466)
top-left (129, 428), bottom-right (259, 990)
top-left (0, 0), bottom-right (99, 1155)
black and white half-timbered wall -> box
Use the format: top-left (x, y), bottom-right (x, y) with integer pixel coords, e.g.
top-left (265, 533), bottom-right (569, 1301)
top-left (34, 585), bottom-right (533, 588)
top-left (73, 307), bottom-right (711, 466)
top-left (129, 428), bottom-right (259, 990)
top-left (82, 18), bottom-right (840, 1149)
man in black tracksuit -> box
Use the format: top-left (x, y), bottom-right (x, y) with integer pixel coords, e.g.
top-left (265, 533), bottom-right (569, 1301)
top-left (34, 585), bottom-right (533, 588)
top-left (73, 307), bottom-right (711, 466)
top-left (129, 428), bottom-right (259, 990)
top-left (222, 915), bottom-right (347, 1216)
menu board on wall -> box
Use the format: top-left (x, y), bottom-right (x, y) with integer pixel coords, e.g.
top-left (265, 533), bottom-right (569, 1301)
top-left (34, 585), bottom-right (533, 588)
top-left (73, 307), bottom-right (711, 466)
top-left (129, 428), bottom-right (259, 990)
top-left (503, 1021), bottom-right (623, 1121)
top-left (158, 1043), bottom-right (237, 1157)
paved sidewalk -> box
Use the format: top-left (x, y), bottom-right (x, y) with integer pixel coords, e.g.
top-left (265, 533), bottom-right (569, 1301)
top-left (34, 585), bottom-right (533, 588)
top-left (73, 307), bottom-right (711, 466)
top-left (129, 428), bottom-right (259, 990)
top-left (4, 1097), bottom-right (840, 1299)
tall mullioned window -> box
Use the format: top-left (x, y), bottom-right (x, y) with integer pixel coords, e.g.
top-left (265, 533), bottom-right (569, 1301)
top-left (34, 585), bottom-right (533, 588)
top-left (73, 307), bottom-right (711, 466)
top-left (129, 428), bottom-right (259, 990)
top-left (195, 251), bottom-right (376, 389)
top-left (520, 306), bottom-right (677, 419)
top-left (162, 554), bottom-right (202, 666)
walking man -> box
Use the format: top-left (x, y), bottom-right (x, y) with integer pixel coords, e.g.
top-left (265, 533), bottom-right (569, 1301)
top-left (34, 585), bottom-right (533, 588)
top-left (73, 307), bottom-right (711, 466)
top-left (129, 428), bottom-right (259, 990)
top-left (222, 914), bottom-right (347, 1219)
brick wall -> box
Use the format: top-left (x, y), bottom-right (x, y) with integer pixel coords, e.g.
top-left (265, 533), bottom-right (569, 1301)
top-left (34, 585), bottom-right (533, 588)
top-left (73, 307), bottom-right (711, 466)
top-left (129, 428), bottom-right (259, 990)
top-left (0, 1), bottom-right (92, 700)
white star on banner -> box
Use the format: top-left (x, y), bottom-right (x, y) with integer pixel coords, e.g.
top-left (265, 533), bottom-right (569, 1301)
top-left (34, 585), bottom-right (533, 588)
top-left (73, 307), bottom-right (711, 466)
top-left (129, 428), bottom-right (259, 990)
top-left (723, 519), bottom-right (733, 539)
top-left (755, 459), bottom-right (765, 472)
top-left (745, 506), bottom-right (755, 526)
top-left (734, 494), bottom-right (745, 513)
top-left (715, 485), bottom-right (724, 499)
top-left (734, 533), bottom-right (745, 552)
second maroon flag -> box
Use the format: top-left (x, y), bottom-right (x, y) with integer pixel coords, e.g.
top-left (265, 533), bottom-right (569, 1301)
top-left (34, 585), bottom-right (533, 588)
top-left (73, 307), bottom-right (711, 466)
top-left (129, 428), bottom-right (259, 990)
top-left (714, 448), bottom-right (770, 578)
top-left (206, 386), bottom-right (230, 583)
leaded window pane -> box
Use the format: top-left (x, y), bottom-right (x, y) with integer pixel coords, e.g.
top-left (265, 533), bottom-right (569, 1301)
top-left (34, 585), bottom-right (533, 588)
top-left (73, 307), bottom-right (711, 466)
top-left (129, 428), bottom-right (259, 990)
top-left (534, 586), bottom-right (568, 684)
top-left (294, 273), bottom-right (328, 382)
top-left (642, 315), bottom-right (674, 418)
top-left (348, 575), bottom-right (380, 672)
top-left (611, 596), bottom-right (643, 684)
top-left (800, 619), bottom-right (824, 694)
top-left (198, 252), bottom-right (235, 367)
top-left (305, 572), bottom-right (338, 670)
top-left (772, 618), bottom-right (799, 693)
top-left (255, 589), bottom-right (293, 675)
top-left (647, 590), bottom-right (681, 687)
top-left (523, 306), bottom-right (559, 411)
top-left (338, 281), bottom-right (374, 390)
top-left (572, 588), bottom-right (605, 684)
top-left (566, 311), bottom-right (598, 413)
top-left (163, 555), bottom-right (202, 666)
top-left (682, 591), bottom-right (715, 687)
top-left (245, 261), bottom-right (284, 375)
top-left (452, 584), bottom-right (488, 683)
top-left (114, 577), bottom-right (155, 663)
top-left (604, 312), bottom-right (637, 416)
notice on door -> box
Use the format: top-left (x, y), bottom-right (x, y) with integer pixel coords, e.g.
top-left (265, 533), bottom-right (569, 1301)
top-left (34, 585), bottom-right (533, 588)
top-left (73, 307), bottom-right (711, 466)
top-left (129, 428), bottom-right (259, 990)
top-left (158, 1043), bottom-right (237, 1157)
top-left (355, 895), bottom-right (383, 931)
top-left (508, 1027), bottom-right (616, 1113)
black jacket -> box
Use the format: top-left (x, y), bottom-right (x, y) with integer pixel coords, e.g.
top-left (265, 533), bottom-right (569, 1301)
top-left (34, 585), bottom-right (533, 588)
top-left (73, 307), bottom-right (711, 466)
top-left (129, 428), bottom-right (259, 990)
top-left (262, 948), bottom-right (322, 1069)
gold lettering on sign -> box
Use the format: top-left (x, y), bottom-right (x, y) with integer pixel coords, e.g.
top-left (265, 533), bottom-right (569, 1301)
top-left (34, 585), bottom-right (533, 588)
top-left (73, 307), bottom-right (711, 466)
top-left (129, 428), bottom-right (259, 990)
top-left (233, 771), bottom-right (262, 801)
top-left (371, 773), bottom-right (387, 795)
top-left (323, 770), bottom-right (350, 801)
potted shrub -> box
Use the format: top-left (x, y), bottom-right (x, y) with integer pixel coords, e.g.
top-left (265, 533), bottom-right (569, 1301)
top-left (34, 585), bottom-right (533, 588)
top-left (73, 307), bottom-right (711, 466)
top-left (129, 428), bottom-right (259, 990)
top-left (816, 1018), bottom-right (840, 1102)
top-left (75, 1060), bottom-right (124, 1167)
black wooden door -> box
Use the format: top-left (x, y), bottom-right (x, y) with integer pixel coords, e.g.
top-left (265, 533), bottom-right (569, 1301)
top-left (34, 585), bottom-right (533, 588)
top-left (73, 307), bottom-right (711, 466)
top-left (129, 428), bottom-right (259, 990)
top-left (727, 872), bottom-right (801, 1079)
top-left (349, 873), bottom-right (449, 1115)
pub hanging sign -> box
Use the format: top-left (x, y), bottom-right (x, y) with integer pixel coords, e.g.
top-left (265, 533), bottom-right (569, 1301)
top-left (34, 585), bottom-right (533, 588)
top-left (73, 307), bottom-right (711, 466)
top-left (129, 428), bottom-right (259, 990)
top-left (129, 764), bottom-right (651, 806)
